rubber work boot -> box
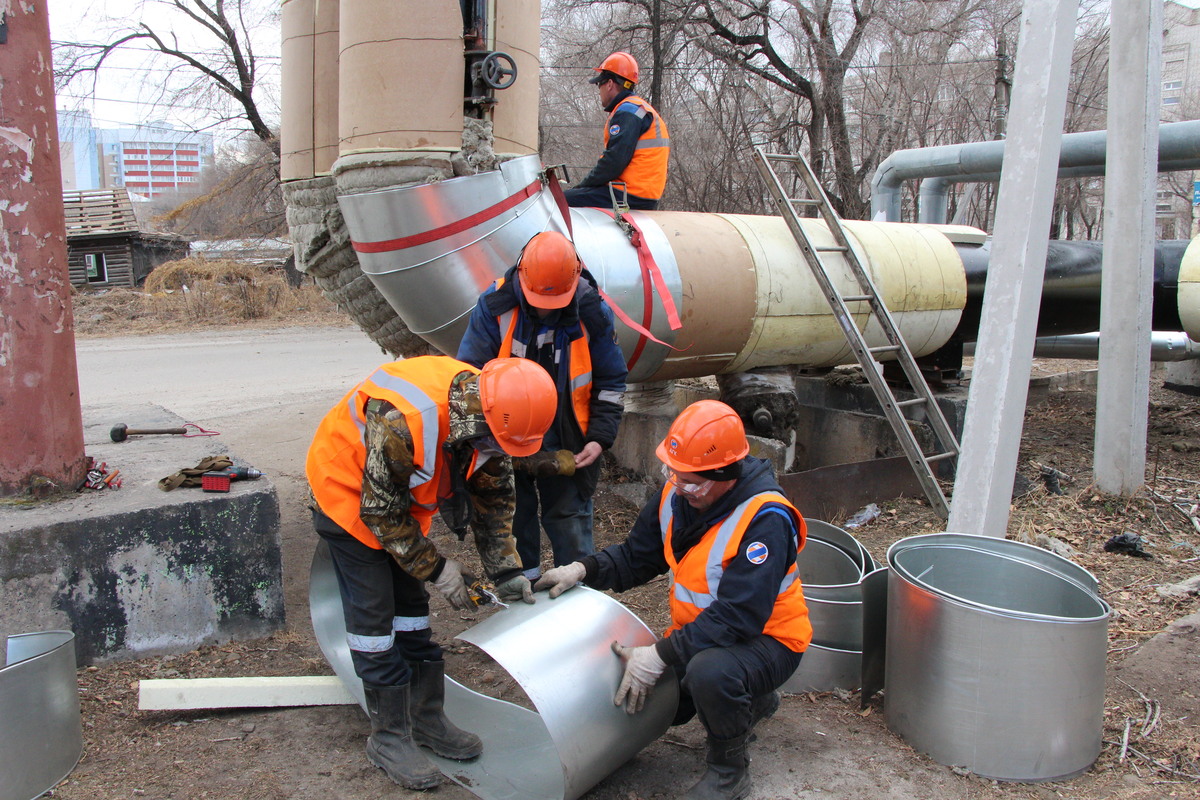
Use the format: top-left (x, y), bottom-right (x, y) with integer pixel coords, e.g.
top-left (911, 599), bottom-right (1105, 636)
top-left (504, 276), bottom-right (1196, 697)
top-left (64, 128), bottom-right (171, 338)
top-left (682, 734), bottom-right (752, 800)
top-left (363, 683), bottom-right (441, 790)
top-left (408, 660), bottom-right (484, 760)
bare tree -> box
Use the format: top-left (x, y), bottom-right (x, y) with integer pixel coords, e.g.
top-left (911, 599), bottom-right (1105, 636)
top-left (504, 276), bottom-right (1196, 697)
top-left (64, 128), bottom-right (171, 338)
top-left (53, 0), bottom-right (279, 153)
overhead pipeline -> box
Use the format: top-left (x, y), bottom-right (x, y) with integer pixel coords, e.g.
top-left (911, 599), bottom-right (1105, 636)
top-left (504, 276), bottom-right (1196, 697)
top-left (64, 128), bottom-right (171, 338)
top-left (338, 154), bottom-right (969, 383)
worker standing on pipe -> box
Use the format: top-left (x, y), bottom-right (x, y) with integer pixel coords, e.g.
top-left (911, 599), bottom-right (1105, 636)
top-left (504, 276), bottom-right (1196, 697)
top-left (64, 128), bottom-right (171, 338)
top-left (457, 231), bottom-right (628, 582)
top-left (564, 51), bottom-right (671, 210)
top-left (305, 356), bottom-right (556, 789)
top-left (536, 400), bottom-right (811, 800)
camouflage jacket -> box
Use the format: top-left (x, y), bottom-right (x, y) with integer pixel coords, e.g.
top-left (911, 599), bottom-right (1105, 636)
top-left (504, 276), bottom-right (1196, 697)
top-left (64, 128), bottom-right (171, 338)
top-left (357, 370), bottom-right (522, 583)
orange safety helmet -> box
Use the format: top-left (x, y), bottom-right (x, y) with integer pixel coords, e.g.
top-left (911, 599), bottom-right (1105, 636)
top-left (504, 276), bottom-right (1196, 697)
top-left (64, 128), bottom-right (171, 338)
top-left (517, 231), bottom-right (583, 310)
top-left (589, 51), bottom-right (639, 88)
top-left (477, 358), bottom-right (557, 457)
top-left (656, 400), bottom-right (750, 473)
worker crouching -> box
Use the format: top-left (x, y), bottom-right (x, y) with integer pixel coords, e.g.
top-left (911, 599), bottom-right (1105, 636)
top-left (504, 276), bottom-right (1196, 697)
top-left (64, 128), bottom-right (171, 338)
top-left (306, 356), bottom-right (557, 789)
top-left (536, 400), bottom-right (811, 800)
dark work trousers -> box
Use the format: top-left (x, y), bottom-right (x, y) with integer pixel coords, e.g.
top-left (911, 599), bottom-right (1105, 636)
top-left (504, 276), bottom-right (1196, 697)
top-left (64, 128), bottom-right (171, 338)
top-left (671, 634), bottom-right (803, 741)
top-left (314, 510), bottom-right (442, 688)
top-left (514, 469), bottom-right (595, 580)
top-left (563, 184), bottom-right (659, 210)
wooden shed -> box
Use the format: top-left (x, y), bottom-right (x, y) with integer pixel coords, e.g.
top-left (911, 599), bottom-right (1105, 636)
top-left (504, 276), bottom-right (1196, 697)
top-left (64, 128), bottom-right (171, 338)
top-left (64, 189), bottom-right (189, 288)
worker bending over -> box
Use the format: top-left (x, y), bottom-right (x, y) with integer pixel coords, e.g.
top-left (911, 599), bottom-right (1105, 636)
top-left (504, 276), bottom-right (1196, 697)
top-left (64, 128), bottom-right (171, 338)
top-left (536, 400), bottom-right (811, 800)
top-left (306, 356), bottom-right (556, 790)
top-left (458, 230), bottom-right (627, 581)
top-left (565, 51), bottom-right (670, 210)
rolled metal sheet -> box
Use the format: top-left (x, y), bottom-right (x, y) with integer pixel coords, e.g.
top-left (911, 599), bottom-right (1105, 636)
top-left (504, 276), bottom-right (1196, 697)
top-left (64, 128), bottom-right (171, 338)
top-left (885, 533), bottom-right (1110, 782)
top-left (310, 541), bottom-right (678, 800)
top-left (0, 631), bottom-right (83, 800)
top-left (781, 643), bottom-right (863, 694)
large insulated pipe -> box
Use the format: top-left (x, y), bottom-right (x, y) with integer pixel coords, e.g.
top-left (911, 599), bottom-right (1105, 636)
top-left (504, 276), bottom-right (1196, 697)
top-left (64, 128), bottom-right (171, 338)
top-left (280, 0), bottom-right (340, 180)
top-left (338, 0), bottom-right (463, 156)
top-left (338, 155), bottom-right (968, 383)
top-left (491, 0), bottom-right (540, 156)
top-left (953, 237), bottom-right (1200, 343)
top-left (870, 120), bottom-right (1200, 223)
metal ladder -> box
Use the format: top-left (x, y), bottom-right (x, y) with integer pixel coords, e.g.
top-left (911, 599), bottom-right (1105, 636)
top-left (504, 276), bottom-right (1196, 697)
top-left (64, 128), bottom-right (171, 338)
top-left (752, 146), bottom-right (959, 519)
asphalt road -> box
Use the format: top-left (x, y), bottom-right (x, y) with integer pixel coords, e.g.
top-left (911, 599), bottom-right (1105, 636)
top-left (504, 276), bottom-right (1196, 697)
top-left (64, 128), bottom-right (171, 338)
top-left (74, 325), bottom-right (387, 628)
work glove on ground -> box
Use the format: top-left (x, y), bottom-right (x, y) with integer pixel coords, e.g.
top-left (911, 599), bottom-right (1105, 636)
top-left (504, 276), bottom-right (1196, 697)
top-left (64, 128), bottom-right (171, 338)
top-left (494, 574), bottom-right (535, 604)
top-left (431, 559), bottom-right (474, 611)
top-left (512, 449), bottom-right (577, 477)
top-left (534, 561), bottom-right (587, 598)
top-left (612, 642), bottom-right (667, 715)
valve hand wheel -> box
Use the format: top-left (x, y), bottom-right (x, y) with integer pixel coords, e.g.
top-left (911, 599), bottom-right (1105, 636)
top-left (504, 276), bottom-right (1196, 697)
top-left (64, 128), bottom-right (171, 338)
top-left (481, 51), bottom-right (518, 90)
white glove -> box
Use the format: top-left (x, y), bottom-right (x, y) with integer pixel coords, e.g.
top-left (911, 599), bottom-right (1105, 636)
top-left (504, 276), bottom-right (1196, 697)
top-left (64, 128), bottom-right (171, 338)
top-left (494, 574), bottom-right (535, 605)
top-left (612, 642), bottom-right (667, 714)
top-left (533, 562), bottom-right (586, 598)
top-left (431, 558), bottom-right (473, 610)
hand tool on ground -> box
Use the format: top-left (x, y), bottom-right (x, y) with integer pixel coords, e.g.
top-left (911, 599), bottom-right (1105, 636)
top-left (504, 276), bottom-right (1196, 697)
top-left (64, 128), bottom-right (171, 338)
top-left (201, 466), bottom-right (264, 493)
top-left (110, 422), bottom-right (220, 442)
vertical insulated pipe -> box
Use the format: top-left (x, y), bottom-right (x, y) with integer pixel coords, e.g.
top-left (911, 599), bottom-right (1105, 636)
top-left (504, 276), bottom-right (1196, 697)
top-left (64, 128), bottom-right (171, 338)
top-left (0, 0), bottom-right (88, 496)
top-left (490, 0), bottom-right (540, 156)
top-left (279, 0), bottom-right (316, 181)
top-left (337, 0), bottom-right (463, 156)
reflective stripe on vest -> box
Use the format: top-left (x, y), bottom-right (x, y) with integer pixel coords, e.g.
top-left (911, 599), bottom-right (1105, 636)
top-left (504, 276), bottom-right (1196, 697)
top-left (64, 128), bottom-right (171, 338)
top-left (494, 278), bottom-right (592, 434)
top-left (658, 487), bottom-right (812, 653)
top-left (306, 357), bottom-right (475, 549)
top-left (603, 95), bottom-right (670, 200)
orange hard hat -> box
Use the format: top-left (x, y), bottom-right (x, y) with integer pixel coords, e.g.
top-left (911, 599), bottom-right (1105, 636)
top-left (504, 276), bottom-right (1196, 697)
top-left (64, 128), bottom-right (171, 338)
top-left (656, 400), bottom-right (750, 473)
top-left (477, 358), bottom-right (557, 457)
top-left (590, 51), bottom-right (639, 87)
top-left (517, 231), bottom-right (582, 310)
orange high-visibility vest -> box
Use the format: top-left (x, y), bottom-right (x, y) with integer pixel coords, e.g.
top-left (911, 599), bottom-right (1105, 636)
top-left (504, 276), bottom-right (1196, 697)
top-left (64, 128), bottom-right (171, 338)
top-left (306, 357), bottom-right (477, 548)
top-left (659, 487), bottom-right (812, 652)
top-left (604, 94), bottom-right (670, 200)
top-left (494, 278), bottom-right (592, 435)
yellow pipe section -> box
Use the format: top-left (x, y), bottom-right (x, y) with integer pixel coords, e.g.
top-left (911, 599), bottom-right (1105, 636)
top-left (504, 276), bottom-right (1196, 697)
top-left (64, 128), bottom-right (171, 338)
top-left (1180, 236), bottom-right (1200, 342)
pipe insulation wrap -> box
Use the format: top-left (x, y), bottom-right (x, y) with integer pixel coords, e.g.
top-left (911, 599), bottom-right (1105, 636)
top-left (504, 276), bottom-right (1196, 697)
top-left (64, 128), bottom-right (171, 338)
top-left (337, 155), bottom-right (971, 382)
top-left (1181, 237), bottom-right (1200, 342)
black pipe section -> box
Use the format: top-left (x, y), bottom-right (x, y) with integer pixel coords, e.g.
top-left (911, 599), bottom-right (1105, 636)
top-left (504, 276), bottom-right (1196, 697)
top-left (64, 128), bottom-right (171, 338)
top-left (952, 239), bottom-right (1190, 343)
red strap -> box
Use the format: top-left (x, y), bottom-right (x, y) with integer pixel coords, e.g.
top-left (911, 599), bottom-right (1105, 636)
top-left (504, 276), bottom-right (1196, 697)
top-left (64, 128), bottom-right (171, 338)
top-left (546, 166), bottom-right (575, 238)
top-left (352, 179), bottom-right (541, 253)
top-left (601, 210), bottom-right (683, 332)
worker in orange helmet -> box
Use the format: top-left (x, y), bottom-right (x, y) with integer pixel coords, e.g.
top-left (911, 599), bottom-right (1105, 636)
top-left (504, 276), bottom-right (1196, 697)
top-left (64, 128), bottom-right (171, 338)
top-left (457, 231), bottom-right (628, 584)
top-left (536, 400), bottom-right (811, 800)
top-left (306, 356), bottom-right (556, 790)
top-left (564, 50), bottom-right (670, 210)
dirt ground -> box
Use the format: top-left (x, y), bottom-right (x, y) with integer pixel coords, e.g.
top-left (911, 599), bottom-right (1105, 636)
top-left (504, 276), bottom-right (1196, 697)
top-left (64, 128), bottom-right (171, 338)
top-left (46, 325), bottom-right (1200, 799)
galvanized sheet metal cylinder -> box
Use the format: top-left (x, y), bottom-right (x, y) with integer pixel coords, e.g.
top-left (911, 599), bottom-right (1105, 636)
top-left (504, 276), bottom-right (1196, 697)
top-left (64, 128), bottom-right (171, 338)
top-left (885, 533), bottom-right (1110, 781)
top-left (338, 0), bottom-right (462, 155)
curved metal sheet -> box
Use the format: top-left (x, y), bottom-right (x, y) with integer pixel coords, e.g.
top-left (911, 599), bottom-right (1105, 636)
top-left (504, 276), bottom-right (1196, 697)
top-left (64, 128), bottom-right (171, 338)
top-left (885, 533), bottom-right (1110, 782)
top-left (781, 643), bottom-right (863, 693)
top-left (310, 541), bottom-right (678, 800)
top-left (0, 631), bottom-right (83, 800)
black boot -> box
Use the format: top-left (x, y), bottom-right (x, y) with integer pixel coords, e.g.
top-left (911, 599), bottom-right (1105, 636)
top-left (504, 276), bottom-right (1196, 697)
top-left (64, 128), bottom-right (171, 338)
top-left (363, 684), bottom-right (441, 790)
top-left (682, 734), bottom-right (751, 800)
top-left (408, 660), bottom-right (484, 760)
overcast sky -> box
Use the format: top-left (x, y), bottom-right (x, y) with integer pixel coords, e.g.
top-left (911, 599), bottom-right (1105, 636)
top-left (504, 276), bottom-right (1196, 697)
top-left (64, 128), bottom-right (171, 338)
top-left (45, 0), bottom-right (1200, 143)
top-left (46, 0), bottom-right (281, 144)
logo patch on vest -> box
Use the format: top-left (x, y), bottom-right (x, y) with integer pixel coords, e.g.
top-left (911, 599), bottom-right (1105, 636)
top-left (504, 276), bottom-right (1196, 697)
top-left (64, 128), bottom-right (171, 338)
top-left (609, 123), bottom-right (622, 136)
top-left (746, 542), bottom-right (769, 564)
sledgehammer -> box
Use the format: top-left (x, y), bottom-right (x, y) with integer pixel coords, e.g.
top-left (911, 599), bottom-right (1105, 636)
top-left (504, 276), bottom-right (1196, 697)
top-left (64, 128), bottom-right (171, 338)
top-left (110, 423), bottom-right (189, 443)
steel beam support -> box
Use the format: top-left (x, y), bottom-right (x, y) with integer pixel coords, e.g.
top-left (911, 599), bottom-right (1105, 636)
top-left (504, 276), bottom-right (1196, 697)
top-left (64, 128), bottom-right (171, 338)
top-left (948, 0), bottom-right (1078, 538)
top-left (1094, 0), bottom-right (1163, 494)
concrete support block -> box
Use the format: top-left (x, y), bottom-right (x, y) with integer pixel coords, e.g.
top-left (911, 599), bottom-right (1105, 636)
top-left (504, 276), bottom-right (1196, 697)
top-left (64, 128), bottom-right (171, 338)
top-left (0, 405), bottom-right (285, 665)
top-left (1165, 359), bottom-right (1200, 395)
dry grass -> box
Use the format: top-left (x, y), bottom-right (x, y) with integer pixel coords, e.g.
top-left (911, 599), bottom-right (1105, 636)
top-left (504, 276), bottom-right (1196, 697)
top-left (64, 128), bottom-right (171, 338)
top-left (71, 257), bottom-right (352, 337)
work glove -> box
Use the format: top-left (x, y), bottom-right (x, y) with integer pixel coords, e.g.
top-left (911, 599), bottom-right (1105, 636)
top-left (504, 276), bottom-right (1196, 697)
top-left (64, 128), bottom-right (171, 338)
top-left (513, 449), bottom-right (576, 477)
top-left (612, 642), bottom-right (667, 715)
top-left (431, 558), bottom-right (474, 611)
top-left (534, 561), bottom-right (587, 598)
top-left (494, 574), bottom-right (535, 605)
